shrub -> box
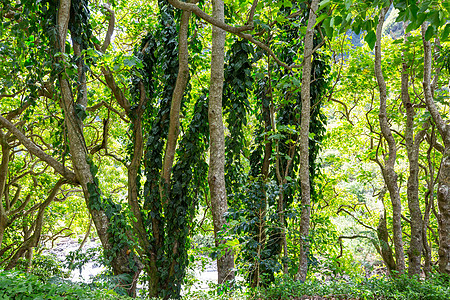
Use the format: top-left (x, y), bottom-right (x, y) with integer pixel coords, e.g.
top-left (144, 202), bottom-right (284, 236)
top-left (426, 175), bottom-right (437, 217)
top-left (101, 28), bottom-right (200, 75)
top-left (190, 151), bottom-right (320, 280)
top-left (16, 254), bottom-right (70, 280)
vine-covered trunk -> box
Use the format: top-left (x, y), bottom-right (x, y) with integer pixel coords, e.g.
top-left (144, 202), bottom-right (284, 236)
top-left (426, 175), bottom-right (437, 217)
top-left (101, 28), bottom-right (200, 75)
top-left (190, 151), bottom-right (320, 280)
top-left (422, 24), bottom-right (450, 274)
top-left (297, 0), bottom-right (319, 281)
top-left (374, 5), bottom-right (405, 274)
top-left (208, 0), bottom-right (235, 284)
top-left (55, 1), bottom-right (142, 295)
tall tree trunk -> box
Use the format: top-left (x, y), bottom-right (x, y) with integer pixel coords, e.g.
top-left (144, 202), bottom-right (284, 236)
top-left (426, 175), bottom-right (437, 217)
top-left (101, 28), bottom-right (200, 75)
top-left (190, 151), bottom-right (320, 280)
top-left (296, 0), bottom-right (319, 282)
top-left (401, 33), bottom-right (425, 276)
top-left (374, 6), bottom-right (405, 274)
top-left (208, 0), bottom-right (235, 284)
top-left (56, 1), bottom-right (142, 295)
top-left (422, 24), bottom-right (450, 274)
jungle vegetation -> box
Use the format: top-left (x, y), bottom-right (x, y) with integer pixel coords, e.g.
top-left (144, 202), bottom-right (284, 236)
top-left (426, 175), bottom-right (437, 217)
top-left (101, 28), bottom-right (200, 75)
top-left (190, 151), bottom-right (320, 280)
top-left (0, 0), bottom-right (449, 299)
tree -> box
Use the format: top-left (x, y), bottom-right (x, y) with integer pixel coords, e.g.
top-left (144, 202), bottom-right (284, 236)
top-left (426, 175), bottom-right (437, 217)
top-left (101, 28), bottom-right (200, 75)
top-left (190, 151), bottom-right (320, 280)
top-left (208, 0), bottom-right (235, 284)
top-left (422, 23), bottom-right (450, 275)
top-left (296, 0), bottom-right (320, 281)
top-left (374, 4), bottom-right (406, 274)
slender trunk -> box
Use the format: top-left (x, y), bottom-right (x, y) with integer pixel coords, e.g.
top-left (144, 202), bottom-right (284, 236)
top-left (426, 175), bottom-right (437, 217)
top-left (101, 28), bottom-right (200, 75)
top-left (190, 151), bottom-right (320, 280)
top-left (436, 150), bottom-right (450, 274)
top-left (423, 190), bottom-right (433, 278)
top-left (378, 211), bottom-right (398, 274)
top-left (73, 41), bottom-right (88, 108)
top-left (78, 218), bottom-right (92, 251)
top-left (208, 0), bottom-right (235, 284)
top-left (374, 5), bottom-right (405, 274)
top-left (377, 188), bottom-right (398, 274)
top-left (422, 24), bottom-right (450, 274)
top-left (297, 0), bottom-right (319, 281)
top-left (401, 35), bottom-right (424, 276)
top-left (0, 135), bottom-right (10, 247)
top-left (423, 128), bottom-right (437, 277)
top-left (252, 97), bottom-right (272, 287)
top-left (161, 7), bottom-right (191, 188)
top-left (6, 179), bottom-right (65, 270)
top-left (277, 188), bottom-right (288, 274)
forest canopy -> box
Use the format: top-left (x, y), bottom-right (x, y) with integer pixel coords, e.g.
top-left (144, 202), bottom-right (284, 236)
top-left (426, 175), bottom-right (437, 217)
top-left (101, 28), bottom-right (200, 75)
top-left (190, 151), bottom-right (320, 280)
top-left (0, 0), bottom-right (449, 299)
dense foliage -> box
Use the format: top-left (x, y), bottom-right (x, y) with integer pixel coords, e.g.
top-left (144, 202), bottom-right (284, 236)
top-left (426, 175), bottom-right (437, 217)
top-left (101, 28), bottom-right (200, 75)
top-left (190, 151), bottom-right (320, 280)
top-left (0, 0), bottom-right (449, 299)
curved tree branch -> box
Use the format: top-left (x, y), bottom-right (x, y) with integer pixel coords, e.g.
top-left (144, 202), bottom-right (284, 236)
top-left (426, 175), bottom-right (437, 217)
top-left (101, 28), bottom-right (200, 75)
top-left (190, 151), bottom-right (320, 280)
top-left (0, 116), bottom-right (77, 183)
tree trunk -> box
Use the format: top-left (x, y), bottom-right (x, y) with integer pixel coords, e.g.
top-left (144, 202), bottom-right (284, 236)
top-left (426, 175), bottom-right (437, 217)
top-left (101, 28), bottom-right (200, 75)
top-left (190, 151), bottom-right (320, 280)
top-left (422, 24), bottom-right (450, 275)
top-left (296, 0), bottom-right (319, 282)
top-left (378, 210), bottom-right (398, 274)
top-left (376, 188), bottom-right (397, 274)
top-left (0, 134), bottom-right (10, 248)
top-left (161, 6), bottom-right (191, 188)
top-left (374, 6), bottom-right (405, 274)
top-left (56, 1), bottom-right (142, 295)
top-left (401, 34), bottom-right (425, 276)
top-left (208, 0), bottom-right (235, 284)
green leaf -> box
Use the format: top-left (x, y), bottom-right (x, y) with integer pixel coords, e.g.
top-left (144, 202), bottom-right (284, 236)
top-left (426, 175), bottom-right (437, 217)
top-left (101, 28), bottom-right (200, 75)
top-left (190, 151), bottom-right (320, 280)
top-left (425, 25), bottom-right (435, 41)
top-left (323, 17), bottom-right (333, 37)
top-left (418, 0), bottom-right (432, 14)
top-left (318, 0), bottom-right (331, 11)
top-left (441, 24), bottom-right (450, 42)
top-left (364, 31), bottom-right (376, 49)
top-left (299, 26), bottom-right (307, 34)
top-left (405, 20), bottom-right (417, 33)
top-left (315, 13), bottom-right (328, 26)
top-left (345, 0), bottom-right (352, 10)
top-left (427, 11), bottom-right (440, 28)
top-left (75, 103), bottom-right (88, 121)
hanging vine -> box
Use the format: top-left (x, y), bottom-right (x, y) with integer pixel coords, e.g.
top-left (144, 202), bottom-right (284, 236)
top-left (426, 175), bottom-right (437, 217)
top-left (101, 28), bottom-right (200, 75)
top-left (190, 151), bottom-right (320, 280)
top-left (223, 39), bottom-right (254, 197)
top-left (142, 1), bottom-right (179, 271)
top-left (163, 93), bottom-right (209, 297)
top-left (226, 1), bottom-right (330, 286)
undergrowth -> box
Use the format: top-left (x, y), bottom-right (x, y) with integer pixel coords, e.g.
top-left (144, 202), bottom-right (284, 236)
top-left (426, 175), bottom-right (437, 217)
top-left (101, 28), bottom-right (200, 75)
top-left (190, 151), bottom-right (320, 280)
top-left (257, 274), bottom-right (450, 300)
top-left (0, 270), bottom-right (131, 300)
top-left (0, 269), bottom-right (448, 300)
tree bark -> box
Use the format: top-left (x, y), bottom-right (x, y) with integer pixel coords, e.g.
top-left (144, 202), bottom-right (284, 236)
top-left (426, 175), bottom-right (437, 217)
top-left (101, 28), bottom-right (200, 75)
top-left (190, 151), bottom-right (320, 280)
top-left (208, 0), bottom-right (235, 284)
top-left (374, 6), bottom-right (405, 274)
top-left (0, 132), bottom-right (10, 247)
top-left (296, 0), bottom-right (319, 282)
top-left (401, 33), bottom-right (425, 276)
top-left (161, 6), bottom-right (191, 188)
top-left (376, 187), bottom-right (397, 274)
top-left (422, 24), bottom-right (450, 274)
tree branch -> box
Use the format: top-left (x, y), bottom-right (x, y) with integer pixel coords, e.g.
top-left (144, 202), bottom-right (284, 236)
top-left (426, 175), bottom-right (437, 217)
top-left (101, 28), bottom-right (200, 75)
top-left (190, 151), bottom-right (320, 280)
top-left (168, 0), bottom-right (300, 70)
top-left (0, 116), bottom-right (77, 184)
